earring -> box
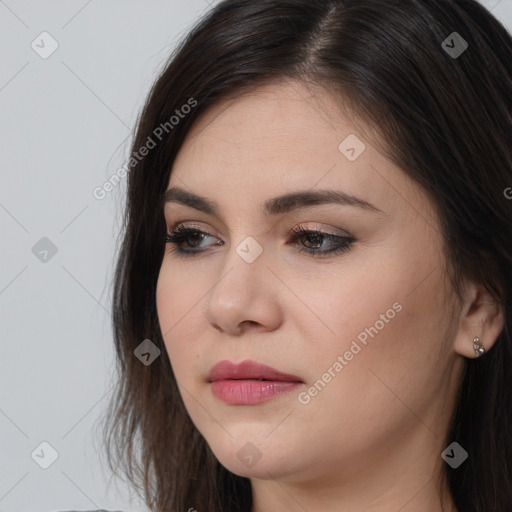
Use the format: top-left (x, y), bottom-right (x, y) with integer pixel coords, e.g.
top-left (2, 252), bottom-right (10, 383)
top-left (473, 336), bottom-right (485, 358)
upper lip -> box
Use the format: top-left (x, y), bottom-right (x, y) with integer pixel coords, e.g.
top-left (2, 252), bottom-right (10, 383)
top-left (208, 360), bottom-right (303, 382)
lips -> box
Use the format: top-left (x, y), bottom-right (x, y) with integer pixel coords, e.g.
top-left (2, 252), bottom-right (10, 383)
top-left (208, 359), bottom-right (303, 383)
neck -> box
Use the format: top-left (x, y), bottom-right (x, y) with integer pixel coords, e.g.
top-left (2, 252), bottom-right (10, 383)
top-left (250, 424), bottom-right (458, 512)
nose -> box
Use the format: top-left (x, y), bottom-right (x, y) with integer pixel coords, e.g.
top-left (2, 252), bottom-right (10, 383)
top-left (203, 243), bottom-right (283, 336)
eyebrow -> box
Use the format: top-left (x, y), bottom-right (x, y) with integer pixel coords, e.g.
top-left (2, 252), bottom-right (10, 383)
top-left (162, 186), bottom-right (383, 216)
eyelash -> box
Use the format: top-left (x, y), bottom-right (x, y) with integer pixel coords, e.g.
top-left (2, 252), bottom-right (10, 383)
top-left (164, 223), bottom-right (355, 258)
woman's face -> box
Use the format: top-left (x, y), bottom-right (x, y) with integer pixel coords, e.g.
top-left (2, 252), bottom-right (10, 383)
top-left (156, 81), bottom-right (464, 489)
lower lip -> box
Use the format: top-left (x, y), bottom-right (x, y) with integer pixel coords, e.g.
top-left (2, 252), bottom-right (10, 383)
top-left (210, 379), bottom-right (302, 405)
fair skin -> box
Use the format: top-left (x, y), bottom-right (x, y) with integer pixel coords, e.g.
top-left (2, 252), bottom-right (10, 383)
top-left (156, 80), bottom-right (504, 512)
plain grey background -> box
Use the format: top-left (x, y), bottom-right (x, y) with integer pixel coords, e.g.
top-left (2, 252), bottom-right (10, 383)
top-left (0, 1), bottom-right (510, 511)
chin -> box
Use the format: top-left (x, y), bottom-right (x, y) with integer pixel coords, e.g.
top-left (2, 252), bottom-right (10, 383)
top-left (204, 434), bottom-right (283, 478)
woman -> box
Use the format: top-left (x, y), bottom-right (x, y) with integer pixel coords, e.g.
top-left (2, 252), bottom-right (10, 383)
top-left (98, 0), bottom-right (512, 511)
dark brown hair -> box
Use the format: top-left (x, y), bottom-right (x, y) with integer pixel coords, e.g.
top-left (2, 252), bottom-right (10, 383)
top-left (97, 1), bottom-right (512, 511)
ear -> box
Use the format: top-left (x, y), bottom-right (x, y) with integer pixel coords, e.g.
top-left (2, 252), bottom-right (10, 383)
top-left (453, 280), bottom-right (505, 359)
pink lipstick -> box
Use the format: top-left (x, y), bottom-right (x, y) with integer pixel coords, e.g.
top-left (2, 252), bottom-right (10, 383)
top-left (208, 360), bottom-right (303, 405)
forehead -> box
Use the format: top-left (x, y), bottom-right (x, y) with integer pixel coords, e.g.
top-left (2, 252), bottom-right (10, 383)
top-left (166, 81), bottom-right (430, 223)
top-left (177, 81), bottom-right (356, 157)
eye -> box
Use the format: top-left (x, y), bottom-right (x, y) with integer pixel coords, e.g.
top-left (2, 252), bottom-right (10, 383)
top-left (164, 223), bottom-right (355, 258)
top-left (165, 224), bottom-right (221, 255)
top-left (288, 224), bottom-right (355, 258)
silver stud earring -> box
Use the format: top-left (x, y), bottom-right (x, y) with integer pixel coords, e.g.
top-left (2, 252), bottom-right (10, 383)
top-left (473, 336), bottom-right (485, 358)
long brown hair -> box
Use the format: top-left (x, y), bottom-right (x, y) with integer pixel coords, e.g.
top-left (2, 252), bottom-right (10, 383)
top-left (97, 1), bottom-right (512, 510)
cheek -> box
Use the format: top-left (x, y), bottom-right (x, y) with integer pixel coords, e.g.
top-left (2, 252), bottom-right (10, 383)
top-left (294, 241), bottom-right (450, 408)
top-left (156, 263), bottom-right (204, 379)
top-left (287, 252), bottom-right (400, 352)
